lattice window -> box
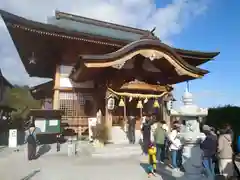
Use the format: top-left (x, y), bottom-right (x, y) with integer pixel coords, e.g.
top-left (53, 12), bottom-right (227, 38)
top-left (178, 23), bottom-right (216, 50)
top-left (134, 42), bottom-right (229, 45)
top-left (59, 92), bottom-right (94, 121)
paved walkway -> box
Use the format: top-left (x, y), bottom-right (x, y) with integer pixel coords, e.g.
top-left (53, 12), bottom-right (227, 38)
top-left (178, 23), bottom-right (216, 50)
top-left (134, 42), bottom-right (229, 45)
top-left (0, 144), bottom-right (167, 180)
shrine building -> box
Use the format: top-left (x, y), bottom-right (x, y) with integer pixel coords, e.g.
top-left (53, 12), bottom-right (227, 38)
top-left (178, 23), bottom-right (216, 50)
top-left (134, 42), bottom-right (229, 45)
top-left (0, 10), bottom-right (219, 139)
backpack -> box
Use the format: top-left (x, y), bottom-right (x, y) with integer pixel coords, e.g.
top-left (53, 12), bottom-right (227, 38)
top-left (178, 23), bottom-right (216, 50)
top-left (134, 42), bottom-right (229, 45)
top-left (27, 128), bottom-right (36, 145)
top-left (154, 127), bottom-right (165, 144)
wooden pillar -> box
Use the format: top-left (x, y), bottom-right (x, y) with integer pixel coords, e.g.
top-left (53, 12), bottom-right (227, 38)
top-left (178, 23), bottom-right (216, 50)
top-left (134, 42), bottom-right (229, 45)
top-left (53, 65), bottom-right (60, 110)
top-left (123, 97), bottom-right (127, 120)
top-left (105, 90), bottom-right (113, 142)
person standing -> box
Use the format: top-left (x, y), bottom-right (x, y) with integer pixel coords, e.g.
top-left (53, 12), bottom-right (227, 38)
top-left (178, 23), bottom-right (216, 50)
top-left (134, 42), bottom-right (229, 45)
top-left (141, 116), bottom-right (152, 154)
top-left (168, 124), bottom-right (182, 170)
top-left (147, 143), bottom-right (157, 177)
top-left (128, 116), bottom-right (136, 144)
top-left (201, 125), bottom-right (217, 177)
top-left (218, 126), bottom-right (234, 179)
top-left (25, 123), bottom-right (37, 160)
top-left (154, 122), bottom-right (166, 163)
top-left (225, 124), bottom-right (234, 140)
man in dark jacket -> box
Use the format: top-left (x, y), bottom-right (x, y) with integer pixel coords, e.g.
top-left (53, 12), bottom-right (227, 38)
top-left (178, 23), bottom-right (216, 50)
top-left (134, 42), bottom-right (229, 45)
top-left (128, 116), bottom-right (136, 144)
top-left (201, 125), bottom-right (217, 176)
top-left (25, 123), bottom-right (37, 160)
top-left (142, 117), bottom-right (152, 154)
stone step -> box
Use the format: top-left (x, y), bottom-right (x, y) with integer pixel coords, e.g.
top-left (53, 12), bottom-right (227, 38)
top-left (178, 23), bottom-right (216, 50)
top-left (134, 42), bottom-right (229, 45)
top-left (110, 126), bottom-right (129, 144)
top-left (92, 144), bottom-right (142, 158)
top-left (110, 126), bottom-right (143, 144)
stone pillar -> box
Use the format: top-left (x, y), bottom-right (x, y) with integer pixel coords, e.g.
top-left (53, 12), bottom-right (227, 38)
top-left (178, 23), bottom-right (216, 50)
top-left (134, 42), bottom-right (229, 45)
top-left (53, 65), bottom-right (60, 110)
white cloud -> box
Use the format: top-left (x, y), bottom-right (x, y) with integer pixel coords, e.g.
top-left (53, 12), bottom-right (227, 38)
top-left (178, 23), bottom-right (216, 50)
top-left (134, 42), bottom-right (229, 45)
top-left (0, 0), bottom-right (211, 86)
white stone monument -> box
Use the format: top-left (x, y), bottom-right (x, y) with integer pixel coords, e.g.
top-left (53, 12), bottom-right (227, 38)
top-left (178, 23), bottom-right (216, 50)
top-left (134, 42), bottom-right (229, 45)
top-left (170, 89), bottom-right (210, 180)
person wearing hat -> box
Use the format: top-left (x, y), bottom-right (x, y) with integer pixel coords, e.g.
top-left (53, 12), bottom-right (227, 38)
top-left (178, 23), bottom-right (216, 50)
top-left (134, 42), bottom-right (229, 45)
top-left (201, 125), bottom-right (217, 177)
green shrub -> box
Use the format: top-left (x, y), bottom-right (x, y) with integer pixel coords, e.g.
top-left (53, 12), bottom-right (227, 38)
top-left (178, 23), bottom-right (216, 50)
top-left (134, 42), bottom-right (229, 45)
top-left (93, 124), bottom-right (109, 143)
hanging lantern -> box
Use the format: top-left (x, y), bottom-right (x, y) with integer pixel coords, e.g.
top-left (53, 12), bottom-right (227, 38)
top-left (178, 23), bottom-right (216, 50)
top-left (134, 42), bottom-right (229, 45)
top-left (153, 99), bottom-right (160, 108)
top-left (107, 97), bottom-right (115, 110)
top-left (118, 98), bottom-right (125, 107)
top-left (144, 98), bottom-right (148, 104)
top-left (129, 97), bottom-right (133, 102)
top-left (136, 100), bottom-right (143, 109)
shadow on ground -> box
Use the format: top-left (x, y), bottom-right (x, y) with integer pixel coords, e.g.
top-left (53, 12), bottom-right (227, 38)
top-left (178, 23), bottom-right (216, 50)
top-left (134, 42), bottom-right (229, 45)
top-left (20, 169), bottom-right (40, 180)
top-left (140, 162), bottom-right (175, 180)
top-left (36, 144), bottom-right (51, 159)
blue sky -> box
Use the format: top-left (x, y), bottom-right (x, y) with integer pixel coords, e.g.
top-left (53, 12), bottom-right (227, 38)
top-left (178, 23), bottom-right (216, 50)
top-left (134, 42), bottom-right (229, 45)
top-left (155, 0), bottom-right (240, 108)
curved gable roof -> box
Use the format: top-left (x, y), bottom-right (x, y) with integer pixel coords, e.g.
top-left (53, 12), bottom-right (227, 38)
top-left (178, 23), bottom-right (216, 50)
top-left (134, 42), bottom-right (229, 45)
top-left (78, 39), bottom-right (211, 76)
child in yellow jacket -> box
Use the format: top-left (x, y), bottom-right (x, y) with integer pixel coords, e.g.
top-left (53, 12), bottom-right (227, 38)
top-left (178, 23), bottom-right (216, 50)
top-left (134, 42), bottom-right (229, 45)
top-left (147, 143), bottom-right (157, 177)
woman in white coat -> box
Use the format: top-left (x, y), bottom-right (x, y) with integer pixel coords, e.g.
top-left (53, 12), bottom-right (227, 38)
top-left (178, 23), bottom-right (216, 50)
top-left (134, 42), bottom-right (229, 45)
top-left (168, 125), bottom-right (182, 170)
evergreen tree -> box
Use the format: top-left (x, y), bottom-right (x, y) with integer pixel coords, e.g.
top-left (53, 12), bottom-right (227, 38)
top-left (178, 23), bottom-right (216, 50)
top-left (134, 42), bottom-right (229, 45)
top-left (2, 86), bottom-right (41, 129)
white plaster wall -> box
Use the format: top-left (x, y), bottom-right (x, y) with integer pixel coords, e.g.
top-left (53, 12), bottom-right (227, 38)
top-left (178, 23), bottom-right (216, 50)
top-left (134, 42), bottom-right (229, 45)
top-left (59, 65), bottom-right (94, 88)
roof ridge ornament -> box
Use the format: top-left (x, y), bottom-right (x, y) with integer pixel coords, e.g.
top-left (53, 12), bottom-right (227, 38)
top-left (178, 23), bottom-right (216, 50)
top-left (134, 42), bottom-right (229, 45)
top-left (140, 27), bottom-right (160, 41)
top-left (182, 82), bottom-right (193, 105)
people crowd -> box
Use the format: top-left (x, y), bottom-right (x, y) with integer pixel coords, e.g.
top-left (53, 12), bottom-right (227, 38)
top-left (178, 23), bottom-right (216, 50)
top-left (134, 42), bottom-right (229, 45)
top-left (24, 114), bottom-right (237, 179)
top-left (137, 114), bottom-right (237, 179)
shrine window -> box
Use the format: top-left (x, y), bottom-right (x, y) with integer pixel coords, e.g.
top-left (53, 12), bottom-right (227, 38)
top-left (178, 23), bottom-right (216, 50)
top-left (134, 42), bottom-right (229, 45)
top-left (59, 92), bottom-right (95, 122)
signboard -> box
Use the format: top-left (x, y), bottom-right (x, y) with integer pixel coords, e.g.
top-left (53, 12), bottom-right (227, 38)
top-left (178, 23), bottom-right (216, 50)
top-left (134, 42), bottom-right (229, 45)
top-left (35, 119), bottom-right (46, 132)
top-left (8, 129), bottom-right (17, 148)
top-left (89, 117), bottom-right (97, 127)
top-left (88, 117), bottom-right (97, 141)
top-left (49, 120), bottom-right (58, 126)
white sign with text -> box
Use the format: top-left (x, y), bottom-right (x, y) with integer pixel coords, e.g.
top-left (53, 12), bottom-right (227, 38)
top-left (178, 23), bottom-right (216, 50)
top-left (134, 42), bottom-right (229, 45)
top-left (8, 129), bottom-right (17, 148)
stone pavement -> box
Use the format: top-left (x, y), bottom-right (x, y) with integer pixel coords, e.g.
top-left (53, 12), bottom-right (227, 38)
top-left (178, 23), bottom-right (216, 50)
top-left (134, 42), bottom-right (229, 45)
top-left (0, 143), bottom-right (169, 180)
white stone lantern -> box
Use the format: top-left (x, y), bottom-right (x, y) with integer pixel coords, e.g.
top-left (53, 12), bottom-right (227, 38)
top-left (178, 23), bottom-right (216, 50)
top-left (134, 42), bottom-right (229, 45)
top-left (171, 89), bottom-right (210, 180)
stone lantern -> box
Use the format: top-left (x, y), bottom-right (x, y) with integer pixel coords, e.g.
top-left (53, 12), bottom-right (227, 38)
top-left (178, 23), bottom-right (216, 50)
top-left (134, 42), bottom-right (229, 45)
top-left (171, 89), bottom-right (210, 180)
